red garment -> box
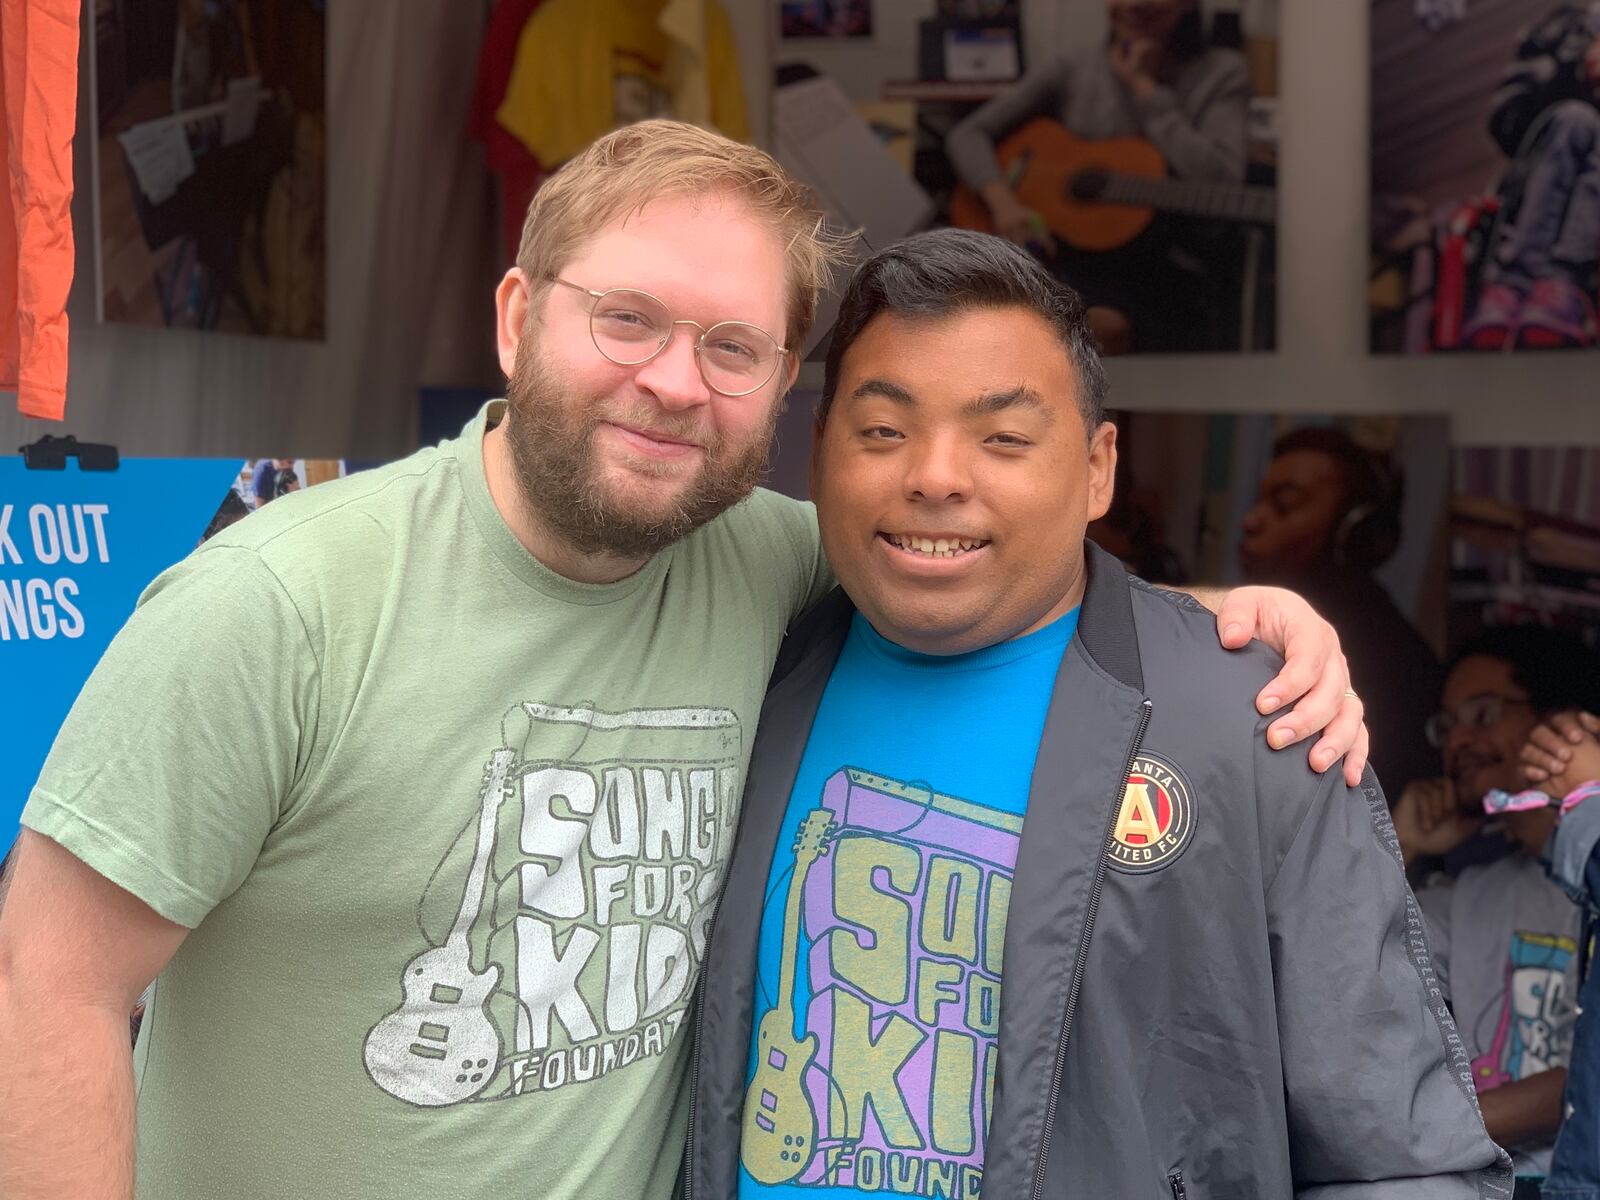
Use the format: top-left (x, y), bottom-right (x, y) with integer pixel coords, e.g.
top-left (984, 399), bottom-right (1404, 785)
top-left (0, 0), bottom-right (79, 421)
top-left (494, 156), bottom-right (543, 262)
top-left (468, 0), bottom-right (545, 259)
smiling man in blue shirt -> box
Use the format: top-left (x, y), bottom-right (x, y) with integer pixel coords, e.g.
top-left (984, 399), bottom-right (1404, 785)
top-left (687, 229), bottom-right (1513, 1200)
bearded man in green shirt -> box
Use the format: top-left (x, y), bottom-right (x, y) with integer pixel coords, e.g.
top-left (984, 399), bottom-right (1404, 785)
top-left (0, 120), bottom-right (1368, 1200)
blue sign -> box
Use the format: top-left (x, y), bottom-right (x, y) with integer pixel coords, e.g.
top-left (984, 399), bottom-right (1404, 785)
top-left (1, 457), bottom-right (243, 855)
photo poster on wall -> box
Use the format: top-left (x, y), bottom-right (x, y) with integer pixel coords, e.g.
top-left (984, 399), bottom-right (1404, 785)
top-left (1090, 411), bottom-right (1450, 796)
top-left (0, 456), bottom-right (354, 857)
top-left (781, 0), bottom-right (874, 39)
top-left (773, 0), bottom-right (1280, 356)
top-left (1370, 0), bottom-right (1600, 354)
top-left (91, 0), bottom-right (327, 339)
top-left (1445, 446), bottom-right (1600, 829)
top-left (1450, 445), bottom-right (1600, 651)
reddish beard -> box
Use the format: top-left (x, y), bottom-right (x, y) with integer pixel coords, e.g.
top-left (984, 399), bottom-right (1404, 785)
top-left (503, 339), bottom-right (778, 560)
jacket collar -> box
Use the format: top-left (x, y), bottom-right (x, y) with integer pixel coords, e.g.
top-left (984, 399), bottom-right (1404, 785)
top-left (983, 543), bottom-right (1148, 1194)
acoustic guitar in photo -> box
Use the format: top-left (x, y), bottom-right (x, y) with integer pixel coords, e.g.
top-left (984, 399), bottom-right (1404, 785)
top-left (948, 118), bottom-right (1277, 253)
top-left (364, 748), bottom-right (516, 1107)
top-left (741, 808), bottom-right (837, 1186)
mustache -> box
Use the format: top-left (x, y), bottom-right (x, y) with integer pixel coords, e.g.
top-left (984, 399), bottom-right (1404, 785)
top-left (597, 405), bottom-right (714, 448)
top-left (502, 340), bottom-right (772, 560)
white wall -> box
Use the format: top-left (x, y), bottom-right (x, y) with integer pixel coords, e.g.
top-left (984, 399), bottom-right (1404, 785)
top-left (783, 0), bottom-right (1600, 447)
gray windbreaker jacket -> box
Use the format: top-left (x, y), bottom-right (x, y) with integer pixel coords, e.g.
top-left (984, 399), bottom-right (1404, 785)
top-left (686, 545), bottom-right (1513, 1199)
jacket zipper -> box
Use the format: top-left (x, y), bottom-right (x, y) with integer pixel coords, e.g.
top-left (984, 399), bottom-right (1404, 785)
top-left (1030, 697), bottom-right (1152, 1200)
top-left (1169, 1171), bottom-right (1187, 1198)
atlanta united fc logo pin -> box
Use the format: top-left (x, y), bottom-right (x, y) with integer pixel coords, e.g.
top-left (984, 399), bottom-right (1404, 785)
top-left (1108, 752), bottom-right (1196, 875)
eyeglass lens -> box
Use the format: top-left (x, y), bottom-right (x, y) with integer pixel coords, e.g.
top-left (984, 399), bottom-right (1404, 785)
top-left (1425, 695), bottom-right (1516, 747)
top-left (588, 289), bottom-right (779, 395)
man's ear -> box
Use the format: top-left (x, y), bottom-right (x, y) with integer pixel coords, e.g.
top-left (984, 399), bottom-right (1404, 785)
top-left (495, 269), bottom-right (533, 378)
top-left (807, 406), bottom-right (827, 502)
top-left (1086, 420), bottom-right (1119, 523)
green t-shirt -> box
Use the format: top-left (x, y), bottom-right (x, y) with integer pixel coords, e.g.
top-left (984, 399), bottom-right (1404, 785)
top-left (22, 402), bottom-right (832, 1200)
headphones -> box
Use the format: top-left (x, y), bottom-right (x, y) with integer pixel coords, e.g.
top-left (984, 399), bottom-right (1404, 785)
top-left (1331, 451), bottom-right (1404, 572)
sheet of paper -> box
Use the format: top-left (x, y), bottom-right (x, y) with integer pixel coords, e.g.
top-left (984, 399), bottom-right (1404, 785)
top-left (773, 75), bottom-right (934, 354)
top-left (117, 119), bottom-right (196, 205)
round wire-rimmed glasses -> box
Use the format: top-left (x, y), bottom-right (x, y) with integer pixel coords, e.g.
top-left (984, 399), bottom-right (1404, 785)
top-left (548, 277), bottom-right (788, 398)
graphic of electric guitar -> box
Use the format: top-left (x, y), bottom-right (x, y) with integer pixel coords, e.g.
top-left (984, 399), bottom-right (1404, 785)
top-left (742, 809), bottom-right (836, 1185)
top-left (364, 748), bottom-right (516, 1107)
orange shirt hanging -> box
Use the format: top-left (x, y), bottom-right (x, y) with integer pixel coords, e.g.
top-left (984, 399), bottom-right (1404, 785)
top-left (1, 0), bottom-right (80, 421)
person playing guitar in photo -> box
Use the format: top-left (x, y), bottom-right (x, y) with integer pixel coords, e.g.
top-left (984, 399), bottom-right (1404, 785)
top-left (945, 0), bottom-right (1253, 353)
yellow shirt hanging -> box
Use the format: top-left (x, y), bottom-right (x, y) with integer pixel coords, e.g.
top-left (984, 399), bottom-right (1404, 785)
top-left (496, 0), bottom-right (750, 170)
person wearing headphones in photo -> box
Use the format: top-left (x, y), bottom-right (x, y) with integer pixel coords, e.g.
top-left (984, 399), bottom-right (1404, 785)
top-left (1238, 426), bottom-right (1444, 797)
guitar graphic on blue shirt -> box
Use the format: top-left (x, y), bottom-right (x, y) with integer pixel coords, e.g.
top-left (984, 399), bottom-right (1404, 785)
top-left (742, 808), bottom-right (836, 1184)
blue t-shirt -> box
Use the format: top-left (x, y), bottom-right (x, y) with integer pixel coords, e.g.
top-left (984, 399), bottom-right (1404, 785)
top-left (738, 607), bottom-right (1079, 1200)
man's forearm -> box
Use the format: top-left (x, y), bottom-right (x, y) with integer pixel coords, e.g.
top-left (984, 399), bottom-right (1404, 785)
top-left (1477, 1068), bottom-right (1567, 1150)
top-left (0, 984), bottom-right (136, 1198)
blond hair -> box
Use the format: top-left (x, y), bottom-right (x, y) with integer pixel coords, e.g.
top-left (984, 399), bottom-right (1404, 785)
top-left (515, 120), bottom-right (853, 358)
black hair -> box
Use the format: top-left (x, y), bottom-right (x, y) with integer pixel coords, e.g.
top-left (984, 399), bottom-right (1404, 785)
top-left (1170, 8), bottom-right (1207, 59)
top-left (1107, 6), bottom-right (1208, 61)
top-left (819, 228), bottom-right (1107, 432)
top-left (1270, 426), bottom-right (1403, 571)
top-left (1449, 624), bottom-right (1600, 717)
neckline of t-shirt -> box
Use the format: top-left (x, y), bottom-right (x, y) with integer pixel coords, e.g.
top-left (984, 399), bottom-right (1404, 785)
top-left (452, 400), bottom-right (672, 606)
top-left (851, 606), bottom-right (1081, 673)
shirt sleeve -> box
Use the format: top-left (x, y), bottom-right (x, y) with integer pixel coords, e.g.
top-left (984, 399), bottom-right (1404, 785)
top-left (944, 56), bottom-right (1071, 193)
top-left (1261, 755), bottom-right (1511, 1195)
top-left (1548, 799), bottom-right (1600, 910)
top-left (20, 545), bottom-right (320, 928)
